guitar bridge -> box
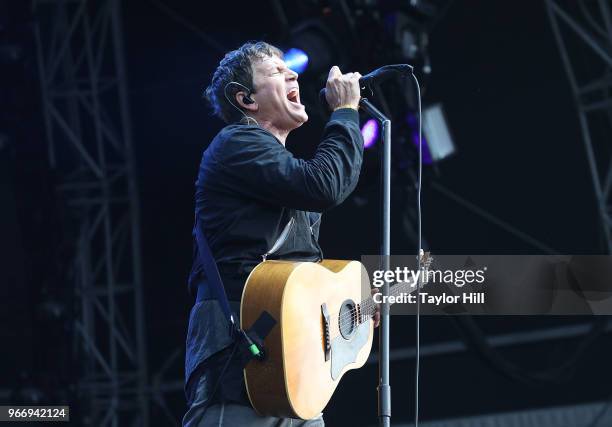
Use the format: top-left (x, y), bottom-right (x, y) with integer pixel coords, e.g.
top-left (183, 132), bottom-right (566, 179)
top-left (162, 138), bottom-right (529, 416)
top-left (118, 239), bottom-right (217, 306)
top-left (321, 303), bottom-right (331, 361)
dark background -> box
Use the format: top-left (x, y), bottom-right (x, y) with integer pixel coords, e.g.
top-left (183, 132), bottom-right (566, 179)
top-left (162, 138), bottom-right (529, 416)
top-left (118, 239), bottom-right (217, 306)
top-left (2, 0), bottom-right (611, 425)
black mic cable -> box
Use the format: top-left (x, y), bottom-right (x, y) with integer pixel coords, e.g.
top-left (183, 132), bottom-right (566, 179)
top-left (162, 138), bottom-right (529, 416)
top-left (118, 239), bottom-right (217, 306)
top-left (413, 71), bottom-right (423, 427)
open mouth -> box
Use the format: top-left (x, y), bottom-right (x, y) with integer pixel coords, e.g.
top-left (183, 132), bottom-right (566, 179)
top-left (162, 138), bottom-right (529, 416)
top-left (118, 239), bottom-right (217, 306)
top-left (286, 88), bottom-right (301, 105)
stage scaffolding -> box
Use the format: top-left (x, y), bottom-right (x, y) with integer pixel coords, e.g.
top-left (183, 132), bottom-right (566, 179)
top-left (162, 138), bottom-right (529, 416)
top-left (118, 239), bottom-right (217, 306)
top-left (547, 0), bottom-right (612, 253)
top-left (33, 0), bottom-right (149, 425)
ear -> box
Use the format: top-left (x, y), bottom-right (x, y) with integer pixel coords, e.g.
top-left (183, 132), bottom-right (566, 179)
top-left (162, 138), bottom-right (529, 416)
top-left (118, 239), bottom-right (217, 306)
top-left (235, 91), bottom-right (257, 112)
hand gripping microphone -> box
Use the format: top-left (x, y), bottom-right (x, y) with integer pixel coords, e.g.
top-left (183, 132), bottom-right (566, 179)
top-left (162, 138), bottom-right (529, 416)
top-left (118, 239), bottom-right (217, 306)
top-left (319, 64), bottom-right (414, 110)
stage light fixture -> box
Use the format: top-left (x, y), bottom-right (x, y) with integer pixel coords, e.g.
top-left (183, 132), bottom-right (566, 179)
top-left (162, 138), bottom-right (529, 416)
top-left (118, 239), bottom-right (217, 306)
top-left (288, 19), bottom-right (345, 75)
top-left (422, 103), bottom-right (455, 162)
top-left (409, 104), bottom-right (455, 164)
top-left (284, 48), bottom-right (309, 74)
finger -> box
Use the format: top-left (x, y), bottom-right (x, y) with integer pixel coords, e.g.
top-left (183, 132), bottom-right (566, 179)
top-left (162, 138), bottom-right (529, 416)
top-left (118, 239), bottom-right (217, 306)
top-left (328, 66), bottom-right (341, 79)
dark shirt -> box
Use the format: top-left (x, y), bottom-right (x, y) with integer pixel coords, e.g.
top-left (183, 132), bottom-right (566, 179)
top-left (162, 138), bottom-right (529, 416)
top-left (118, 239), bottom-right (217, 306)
top-left (185, 108), bottom-right (364, 408)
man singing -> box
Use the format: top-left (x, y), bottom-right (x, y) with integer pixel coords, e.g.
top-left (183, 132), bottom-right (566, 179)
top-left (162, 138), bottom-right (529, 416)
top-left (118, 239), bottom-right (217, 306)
top-left (183, 41), bottom-right (368, 426)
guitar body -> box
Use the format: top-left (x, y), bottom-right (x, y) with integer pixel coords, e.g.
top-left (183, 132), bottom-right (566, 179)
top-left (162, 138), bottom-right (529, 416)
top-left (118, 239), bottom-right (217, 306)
top-left (240, 259), bottom-right (374, 419)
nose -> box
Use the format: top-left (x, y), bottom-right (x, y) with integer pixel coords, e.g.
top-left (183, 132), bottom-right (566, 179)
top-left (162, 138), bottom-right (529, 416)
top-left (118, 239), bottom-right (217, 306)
top-left (286, 69), bottom-right (298, 81)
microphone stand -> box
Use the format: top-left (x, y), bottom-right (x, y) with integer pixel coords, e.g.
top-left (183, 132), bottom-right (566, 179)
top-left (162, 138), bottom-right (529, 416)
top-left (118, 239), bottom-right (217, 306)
top-left (360, 98), bottom-right (392, 427)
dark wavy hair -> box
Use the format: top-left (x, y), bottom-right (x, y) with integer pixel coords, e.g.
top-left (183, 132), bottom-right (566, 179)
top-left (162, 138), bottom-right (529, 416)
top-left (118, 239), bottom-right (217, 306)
top-left (204, 41), bottom-right (283, 123)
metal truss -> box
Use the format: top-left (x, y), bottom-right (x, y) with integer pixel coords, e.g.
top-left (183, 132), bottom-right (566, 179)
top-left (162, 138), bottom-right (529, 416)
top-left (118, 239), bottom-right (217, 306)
top-left (546, 0), bottom-right (612, 253)
top-left (33, 0), bottom-right (149, 425)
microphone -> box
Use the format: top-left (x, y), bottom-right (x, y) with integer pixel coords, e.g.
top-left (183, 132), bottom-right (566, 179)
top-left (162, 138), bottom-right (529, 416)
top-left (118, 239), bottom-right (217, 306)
top-left (319, 64), bottom-right (413, 110)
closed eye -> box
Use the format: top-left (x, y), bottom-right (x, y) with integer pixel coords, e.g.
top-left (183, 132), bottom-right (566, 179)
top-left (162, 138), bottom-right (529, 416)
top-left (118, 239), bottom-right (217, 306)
top-left (270, 66), bottom-right (289, 77)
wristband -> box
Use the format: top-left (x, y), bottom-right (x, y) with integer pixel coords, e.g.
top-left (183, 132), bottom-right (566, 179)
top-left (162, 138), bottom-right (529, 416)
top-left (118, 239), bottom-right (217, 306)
top-left (333, 104), bottom-right (359, 111)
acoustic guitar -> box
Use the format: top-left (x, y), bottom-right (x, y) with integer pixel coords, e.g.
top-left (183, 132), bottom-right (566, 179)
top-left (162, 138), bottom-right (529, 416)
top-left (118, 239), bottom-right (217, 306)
top-left (240, 256), bottom-right (430, 419)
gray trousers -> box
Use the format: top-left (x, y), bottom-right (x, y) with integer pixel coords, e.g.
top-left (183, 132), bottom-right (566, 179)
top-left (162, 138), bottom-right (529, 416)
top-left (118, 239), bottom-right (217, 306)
top-left (183, 402), bottom-right (324, 427)
top-left (182, 356), bottom-right (324, 427)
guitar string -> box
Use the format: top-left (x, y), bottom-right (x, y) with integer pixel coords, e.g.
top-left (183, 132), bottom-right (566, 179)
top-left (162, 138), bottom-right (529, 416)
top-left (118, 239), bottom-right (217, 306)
top-left (334, 259), bottom-right (432, 330)
top-left (337, 290), bottom-right (400, 329)
top-left (335, 280), bottom-right (423, 331)
top-left (335, 288), bottom-right (398, 329)
top-left (335, 260), bottom-right (432, 334)
top-left (334, 274), bottom-right (429, 330)
top-left (335, 268), bottom-right (431, 328)
top-left (336, 299), bottom-right (393, 331)
top-left (335, 299), bottom-right (376, 332)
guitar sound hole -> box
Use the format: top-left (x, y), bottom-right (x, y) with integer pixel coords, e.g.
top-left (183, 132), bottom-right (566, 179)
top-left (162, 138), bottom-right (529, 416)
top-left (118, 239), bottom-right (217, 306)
top-left (338, 300), bottom-right (357, 340)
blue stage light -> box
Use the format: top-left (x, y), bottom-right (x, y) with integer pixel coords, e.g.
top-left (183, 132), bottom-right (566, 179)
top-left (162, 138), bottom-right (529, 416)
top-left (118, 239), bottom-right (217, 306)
top-left (284, 48), bottom-right (309, 74)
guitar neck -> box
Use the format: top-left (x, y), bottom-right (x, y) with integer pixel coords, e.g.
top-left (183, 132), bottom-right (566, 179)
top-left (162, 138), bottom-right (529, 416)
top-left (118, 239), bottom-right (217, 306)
top-left (358, 252), bottom-right (432, 323)
top-left (359, 277), bottom-right (419, 321)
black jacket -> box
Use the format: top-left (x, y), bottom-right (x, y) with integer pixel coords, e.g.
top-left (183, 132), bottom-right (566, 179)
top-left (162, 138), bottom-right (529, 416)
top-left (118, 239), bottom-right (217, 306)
top-left (189, 108), bottom-right (364, 301)
top-left (184, 108), bottom-right (364, 404)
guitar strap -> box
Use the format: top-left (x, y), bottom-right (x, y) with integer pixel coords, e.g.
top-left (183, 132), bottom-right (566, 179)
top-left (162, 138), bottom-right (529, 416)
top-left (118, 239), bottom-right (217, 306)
top-left (192, 216), bottom-right (274, 362)
top-left (193, 216), bottom-right (237, 329)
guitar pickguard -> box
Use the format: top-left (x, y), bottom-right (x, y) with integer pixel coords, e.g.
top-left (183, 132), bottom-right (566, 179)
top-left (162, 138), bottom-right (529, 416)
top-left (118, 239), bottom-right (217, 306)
top-left (330, 321), bottom-right (370, 380)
